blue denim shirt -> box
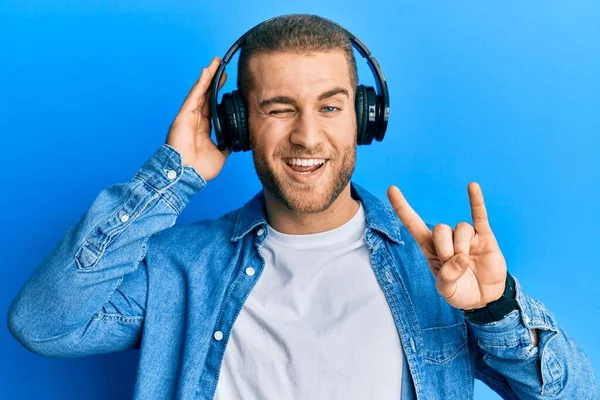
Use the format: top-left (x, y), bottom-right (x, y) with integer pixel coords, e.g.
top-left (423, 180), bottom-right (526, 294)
top-left (7, 144), bottom-right (599, 399)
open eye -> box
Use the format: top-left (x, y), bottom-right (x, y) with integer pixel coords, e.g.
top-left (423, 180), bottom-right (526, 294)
top-left (322, 106), bottom-right (340, 113)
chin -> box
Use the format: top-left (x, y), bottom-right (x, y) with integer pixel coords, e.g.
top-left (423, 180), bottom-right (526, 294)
top-left (278, 184), bottom-right (336, 214)
top-left (266, 164), bottom-right (352, 214)
top-left (261, 170), bottom-right (332, 214)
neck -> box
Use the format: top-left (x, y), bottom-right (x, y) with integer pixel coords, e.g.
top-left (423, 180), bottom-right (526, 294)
top-left (263, 184), bottom-right (360, 235)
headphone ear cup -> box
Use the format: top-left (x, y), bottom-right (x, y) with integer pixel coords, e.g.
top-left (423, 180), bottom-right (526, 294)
top-left (228, 91), bottom-right (242, 152)
top-left (355, 85), bottom-right (367, 145)
top-left (216, 92), bottom-right (235, 151)
top-left (232, 90), bottom-right (250, 152)
top-left (361, 86), bottom-right (378, 145)
top-left (216, 91), bottom-right (247, 152)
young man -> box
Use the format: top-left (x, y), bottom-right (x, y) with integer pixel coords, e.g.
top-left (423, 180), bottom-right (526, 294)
top-left (7, 14), bottom-right (598, 399)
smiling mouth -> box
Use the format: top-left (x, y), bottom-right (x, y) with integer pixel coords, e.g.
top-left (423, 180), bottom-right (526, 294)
top-left (285, 161), bottom-right (326, 174)
top-left (282, 159), bottom-right (328, 180)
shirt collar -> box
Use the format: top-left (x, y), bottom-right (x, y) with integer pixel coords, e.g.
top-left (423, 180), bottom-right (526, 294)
top-left (231, 182), bottom-right (404, 245)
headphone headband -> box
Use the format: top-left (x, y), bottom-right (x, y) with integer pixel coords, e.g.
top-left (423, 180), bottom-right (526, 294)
top-left (210, 16), bottom-right (390, 144)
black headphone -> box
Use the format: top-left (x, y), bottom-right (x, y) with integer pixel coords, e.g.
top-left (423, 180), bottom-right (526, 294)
top-left (209, 16), bottom-right (390, 152)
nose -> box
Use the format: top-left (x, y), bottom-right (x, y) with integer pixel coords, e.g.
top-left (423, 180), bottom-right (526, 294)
top-left (288, 109), bottom-right (324, 151)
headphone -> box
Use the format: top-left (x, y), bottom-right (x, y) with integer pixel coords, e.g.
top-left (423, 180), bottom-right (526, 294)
top-left (209, 16), bottom-right (390, 152)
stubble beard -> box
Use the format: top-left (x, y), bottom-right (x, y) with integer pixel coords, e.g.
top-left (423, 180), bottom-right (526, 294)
top-left (251, 134), bottom-right (357, 214)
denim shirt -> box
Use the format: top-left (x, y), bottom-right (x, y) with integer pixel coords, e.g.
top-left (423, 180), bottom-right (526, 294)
top-left (7, 144), bottom-right (599, 400)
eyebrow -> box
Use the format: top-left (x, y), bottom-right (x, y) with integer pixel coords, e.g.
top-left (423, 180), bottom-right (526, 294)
top-left (318, 87), bottom-right (350, 101)
top-left (259, 87), bottom-right (350, 109)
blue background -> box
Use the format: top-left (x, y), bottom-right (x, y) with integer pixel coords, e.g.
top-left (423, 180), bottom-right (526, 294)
top-left (1, 1), bottom-right (598, 398)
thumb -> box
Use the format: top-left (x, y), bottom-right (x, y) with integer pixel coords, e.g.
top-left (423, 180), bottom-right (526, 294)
top-left (435, 253), bottom-right (469, 300)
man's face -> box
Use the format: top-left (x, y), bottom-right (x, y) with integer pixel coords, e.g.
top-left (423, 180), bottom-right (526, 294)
top-left (246, 50), bottom-right (357, 214)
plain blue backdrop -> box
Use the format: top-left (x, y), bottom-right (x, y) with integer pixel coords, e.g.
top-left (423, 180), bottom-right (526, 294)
top-left (1, 1), bottom-right (598, 398)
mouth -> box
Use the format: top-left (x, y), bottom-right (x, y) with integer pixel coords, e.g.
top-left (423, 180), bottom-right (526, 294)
top-left (282, 158), bottom-right (328, 183)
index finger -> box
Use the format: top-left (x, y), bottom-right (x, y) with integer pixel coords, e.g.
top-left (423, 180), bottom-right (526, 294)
top-left (387, 185), bottom-right (432, 246)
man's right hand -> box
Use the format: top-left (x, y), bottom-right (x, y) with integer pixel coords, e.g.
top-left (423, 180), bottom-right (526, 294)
top-left (166, 56), bottom-right (231, 182)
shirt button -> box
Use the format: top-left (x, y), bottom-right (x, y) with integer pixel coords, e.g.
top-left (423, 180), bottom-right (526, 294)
top-left (213, 331), bottom-right (223, 341)
top-left (256, 228), bottom-right (265, 236)
top-left (120, 214), bottom-right (130, 223)
top-left (166, 169), bottom-right (177, 180)
top-left (245, 267), bottom-right (255, 276)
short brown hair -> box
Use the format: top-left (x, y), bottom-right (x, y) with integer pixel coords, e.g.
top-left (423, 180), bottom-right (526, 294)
top-left (237, 14), bottom-right (359, 102)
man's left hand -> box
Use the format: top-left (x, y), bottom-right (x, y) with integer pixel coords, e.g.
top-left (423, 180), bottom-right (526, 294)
top-left (387, 182), bottom-right (507, 311)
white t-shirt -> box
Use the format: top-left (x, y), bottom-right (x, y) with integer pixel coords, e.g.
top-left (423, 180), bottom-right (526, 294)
top-left (214, 201), bottom-right (403, 399)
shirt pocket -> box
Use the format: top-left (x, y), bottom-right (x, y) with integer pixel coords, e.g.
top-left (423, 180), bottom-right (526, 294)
top-left (421, 321), bottom-right (468, 364)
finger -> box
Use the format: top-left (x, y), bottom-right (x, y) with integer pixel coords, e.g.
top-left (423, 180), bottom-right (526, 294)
top-left (181, 56), bottom-right (222, 113)
top-left (453, 222), bottom-right (475, 256)
top-left (432, 224), bottom-right (455, 264)
top-left (387, 185), bottom-right (431, 246)
top-left (436, 253), bottom-right (470, 300)
top-left (219, 71), bottom-right (228, 90)
top-left (200, 72), bottom-right (228, 120)
top-left (468, 182), bottom-right (493, 235)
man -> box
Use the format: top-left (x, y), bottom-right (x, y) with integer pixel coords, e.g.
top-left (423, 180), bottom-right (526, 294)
top-left (7, 14), bottom-right (598, 399)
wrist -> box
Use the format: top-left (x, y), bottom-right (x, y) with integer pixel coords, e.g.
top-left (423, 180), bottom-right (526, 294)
top-left (462, 272), bottom-right (519, 324)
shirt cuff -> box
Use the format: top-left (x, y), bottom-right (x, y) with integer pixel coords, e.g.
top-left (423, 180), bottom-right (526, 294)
top-left (133, 144), bottom-right (207, 213)
top-left (466, 276), bottom-right (559, 356)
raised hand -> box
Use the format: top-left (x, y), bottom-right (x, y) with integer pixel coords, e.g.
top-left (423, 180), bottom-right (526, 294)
top-left (166, 56), bottom-right (231, 182)
top-left (387, 182), bottom-right (508, 311)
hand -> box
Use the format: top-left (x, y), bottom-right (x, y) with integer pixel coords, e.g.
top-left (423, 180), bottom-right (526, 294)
top-left (166, 56), bottom-right (230, 182)
top-left (387, 182), bottom-right (508, 311)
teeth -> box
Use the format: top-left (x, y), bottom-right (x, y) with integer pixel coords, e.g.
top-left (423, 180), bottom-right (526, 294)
top-left (285, 158), bottom-right (326, 166)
